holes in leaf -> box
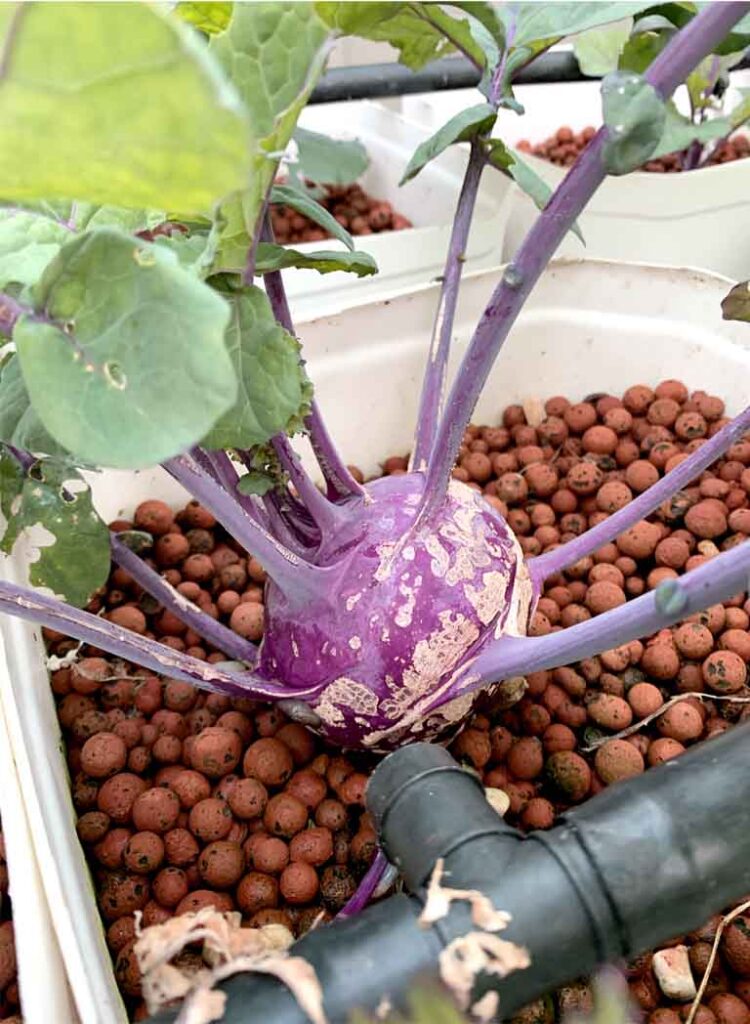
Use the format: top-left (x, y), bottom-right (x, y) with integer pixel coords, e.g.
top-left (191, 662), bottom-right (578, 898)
top-left (104, 361), bottom-right (127, 390)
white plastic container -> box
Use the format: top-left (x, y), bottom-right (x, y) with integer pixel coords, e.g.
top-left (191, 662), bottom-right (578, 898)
top-left (0, 647), bottom-right (77, 1024)
top-left (393, 81), bottom-right (750, 278)
top-left (1, 260), bottom-right (749, 1024)
top-left (282, 101), bottom-right (513, 319)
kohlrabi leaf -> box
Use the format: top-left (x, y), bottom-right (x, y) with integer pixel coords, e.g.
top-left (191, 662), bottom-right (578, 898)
top-left (75, 206), bottom-right (167, 234)
top-left (270, 184), bottom-right (354, 250)
top-left (13, 229), bottom-right (237, 469)
top-left (152, 232), bottom-right (215, 273)
top-left (721, 280), bottom-right (750, 322)
top-left (202, 286), bottom-right (308, 450)
top-left (253, 244), bottom-right (377, 278)
top-left (687, 52), bottom-right (744, 110)
top-left (573, 20), bottom-right (633, 76)
top-left (293, 127), bottom-right (370, 186)
top-left (0, 209), bottom-right (72, 289)
top-left (618, 28), bottom-right (671, 73)
top-left (486, 140), bottom-right (584, 244)
top-left (496, 1), bottom-right (657, 98)
top-left (650, 104), bottom-right (730, 159)
top-left (729, 89), bottom-right (750, 130)
top-left (498, 2), bottom-right (659, 48)
top-left (254, 243), bottom-right (378, 277)
top-left (236, 471), bottom-right (277, 497)
top-left (400, 104), bottom-right (497, 184)
top-left (0, 2), bottom-right (251, 214)
top-left (315, 2), bottom-right (485, 70)
top-left (601, 70), bottom-right (666, 174)
top-left (175, 2), bottom-right (233, 34)
top-left (0, 356), bottom-right (68, 458)
top-left (210, 3), bottom-right (332, 271)
top-left (0, 452), bottom-right (110, 606)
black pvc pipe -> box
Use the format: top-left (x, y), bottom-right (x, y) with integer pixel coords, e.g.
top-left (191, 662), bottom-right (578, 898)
top-left (309, 51), bottom-right (750, 104)
top-left (148, 723), bottom-right (750, 1023)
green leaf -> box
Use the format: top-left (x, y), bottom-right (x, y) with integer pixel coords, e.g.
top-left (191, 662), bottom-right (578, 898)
top-left (601, 70), bottom-right (666, 175)
top-left (152, 232), bottom-right (215, 273)
top-left (0, 2), bottom-right (251, 214)
top-left (210, 3), bottom-right (331, 271)
top-left (254, 243), bottom-right (378, 277)
top-left (175, 2), bottom-right (233, 34)
top-left (0, 355), bottom-right (68, 457)
top-left (650, 104), bottom-right (730, 159)
top-left (293, 127), bottom-right (370, 186)
top-left (75, 205), bottom-right (167, 234)
top-left (618, 28), bottom-right (671, 74)
top-left (729, 89), bottom-right (750, 131)
top-left (486, 140), bottom-right (584, 243)
top-left (315, 3), bottom-right (482, 70)
top-left (270, 184), bottom-right (354, 250)
top-left (202, 286), bottom-right (308, 450)
top-left (400, 103), bottom-right (497, 185)
top-left (0, 209), bottom-right (72, 289)
top-left (14, 229), bottom-right (237, 470)
top-left (498, 2), bottom-right (658, 49)
top-left (236, 471), bottom-right (276, 497)
top-left (721, 280), bottom-right (750, 323)
top-left (0, 452), bottom-right (110, 606)
top-left (687, 52), bottom-right (744, 110)
top-left (574, 20), bottom-right (633, 76)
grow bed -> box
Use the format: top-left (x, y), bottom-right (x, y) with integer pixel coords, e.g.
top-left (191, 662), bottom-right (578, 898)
top-left (38, 375), bottom-right (750, 1022)
top-left (270, 181), bottom-right (412, 246)
top-left (392, 82), bottom-right (750, 278)
top-left (3, 261), bottom-right (749, 1024)
top-left (517, 127), bottom-right (750, 173)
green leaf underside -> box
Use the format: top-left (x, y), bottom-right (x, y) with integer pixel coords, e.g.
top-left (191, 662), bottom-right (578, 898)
top-left (651, 105), bottom-right (730, 160)
top-left (236, 470), bottom-right (276, 497)
top-left (0, 208), bottom-right (72, 289)
top-left (254, 242), bottom-right (378, 277)
top-left (292, 127), bottom-right (370, 186)
top-left (270, 184), bottom-right (354, 250)
top-left (14, 229), bottom-right (237, 469)
top-left (601, 71), bottom-right (666, 174)
top-left (573, 20), bottom-right (633, 77)
top-left (202, 286), bottom-right (308, 450)
top-left (0, 355), bottom-right (68, 457)
top-left (315, 3), bottom-right (483, 70)
top-left (486, 141), bottom-right (584, 244)
top-left (730, 89), bottom-right (750, 131)
top-left (499, 3), bottom-right (660, 49)
top-left (721, 280), bottom-right (750, 322)
top-left (175, 2), bottom-right (233, 34)
top-left (0, 451), bottom-right (109, 605)
top-left (210, 3), bottom-right (331, 272)
top-left (0, 2), bottom-right (251, 214)
top-left (400, 103), bottom-right (497, 184)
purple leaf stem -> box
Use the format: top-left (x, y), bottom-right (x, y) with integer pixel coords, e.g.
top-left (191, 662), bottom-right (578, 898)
top-left (110, 534), bottom-right (258, 665)
top-left (260, 215), bottom-right (365, 501)
top-left (272, 433), bottom-right (345, 533)
top-left (0, 579), bottom-right (319, 701)
top-left (411, 140), bottom-right (486, 471)
top-left (163, 454), bottom-right (331, 601)
top-left (336, 849), bottom-right (389, 919)
top-left (529, 404), bottom-right (750, 584)
top-left (451, 538), bottom-right (750, 699)
top-left (420, 0), bottom-right (750, 517)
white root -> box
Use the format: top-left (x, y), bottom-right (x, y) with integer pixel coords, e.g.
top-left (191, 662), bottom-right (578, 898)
top-left (439, 932), bottom-right (531, 1012)
top-left (134, 909), bottom-right (327, 1024)
top-left (420, 858), bottom-right (512, 932)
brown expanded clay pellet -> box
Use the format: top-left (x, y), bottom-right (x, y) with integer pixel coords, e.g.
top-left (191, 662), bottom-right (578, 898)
top-left (270, 181), bottom-right (412, 245)
top-left (517, 126), bottom-right (750, 173)
top-left (45, 382), bottom-right (750, 1017)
